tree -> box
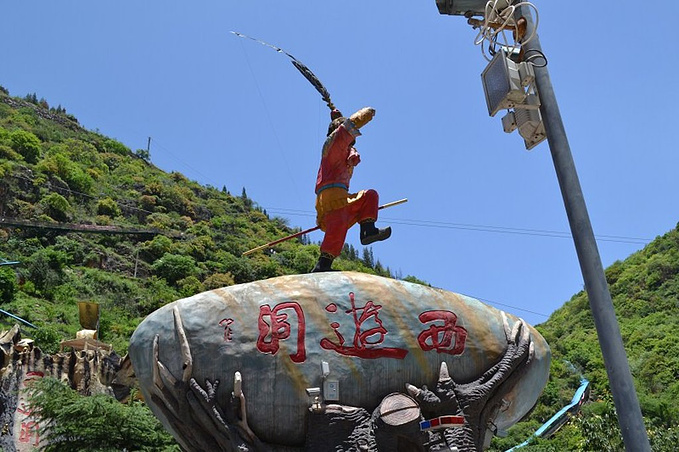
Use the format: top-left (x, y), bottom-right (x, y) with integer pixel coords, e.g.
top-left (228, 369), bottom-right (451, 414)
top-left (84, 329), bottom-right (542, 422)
top-left (362, 247), bottom-right (374, 268)
top-left (24, 92), bottom-right (38, 104)
top-left (28, 377), bottom-right (179, 451)
top-left (241, 187), bottom-right (253, 209)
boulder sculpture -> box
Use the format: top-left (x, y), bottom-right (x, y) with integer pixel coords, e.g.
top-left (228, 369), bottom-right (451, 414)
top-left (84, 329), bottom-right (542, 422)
top-left (129, 272), bottom-right (550, 451)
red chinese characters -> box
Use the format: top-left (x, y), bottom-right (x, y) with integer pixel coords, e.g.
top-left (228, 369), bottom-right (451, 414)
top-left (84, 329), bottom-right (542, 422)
top-left (19, 420), bottom-right (39, 446)
top-left (417, 310), bottom-right (468, 355)
top-left (219, 318), bottom-right (234, 341)
top-left (15, 371), bottom-right (43, 447)
top-left (253, 297), bottom-right (468, 363)
top-left (257, 302), bottom-right (306, 363)
top-left (16, 401), bottom-right (32, 417)
top-left (320, 292), bottom-right (408, 359)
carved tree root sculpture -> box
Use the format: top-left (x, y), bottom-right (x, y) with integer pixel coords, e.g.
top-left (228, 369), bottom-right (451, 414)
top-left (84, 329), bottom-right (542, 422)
top-left (305, 314), bottom-right (534, 452)
top-left (150, 307), bottom-right (267, 452)
top-left (406, 313), bottom-right (535, 451)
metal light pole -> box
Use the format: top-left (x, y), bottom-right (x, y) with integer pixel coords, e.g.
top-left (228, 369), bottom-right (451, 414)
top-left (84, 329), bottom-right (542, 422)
top-left (518, 7), bottom-right (650, 451)
top-left (436, 2), bottom-right (651, 450)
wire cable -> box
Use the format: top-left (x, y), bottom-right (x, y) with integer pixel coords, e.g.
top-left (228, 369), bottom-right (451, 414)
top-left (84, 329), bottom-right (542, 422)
top-left (460, 293), bottom-right (550, 318)
top-left (236, 37), bottom-right (304, 205)
top-left (474, 0), bottom-right (541, 62)
top-left (263, 206), bottom-right (652, 245)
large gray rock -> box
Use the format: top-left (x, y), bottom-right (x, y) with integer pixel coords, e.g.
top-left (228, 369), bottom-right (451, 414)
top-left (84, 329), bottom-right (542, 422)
top-left (129, 272), bottom-right (550, 450)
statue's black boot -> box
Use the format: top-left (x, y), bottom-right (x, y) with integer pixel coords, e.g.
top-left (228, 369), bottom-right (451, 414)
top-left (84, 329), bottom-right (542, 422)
top-left (311, 252), bottom-right (336, 272)
top-left (359, 221), bottom-right (392, 245)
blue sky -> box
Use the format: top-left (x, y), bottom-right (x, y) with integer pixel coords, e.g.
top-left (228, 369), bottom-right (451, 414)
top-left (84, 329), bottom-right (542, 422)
top-left (3, 1), bottom-right (678, 327)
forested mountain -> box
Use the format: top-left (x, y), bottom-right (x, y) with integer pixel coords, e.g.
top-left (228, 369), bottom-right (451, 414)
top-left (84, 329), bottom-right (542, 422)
top-left (2, 85), bottom-right (678, 451)
top-left (0, 86), bottom-right (398, 354)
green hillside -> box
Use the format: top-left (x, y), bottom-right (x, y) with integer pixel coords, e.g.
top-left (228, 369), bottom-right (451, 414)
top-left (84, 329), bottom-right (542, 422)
top-left (0, 86), bottom-right (398, 354)
top-left (490, 225), bottom-right (679, 450)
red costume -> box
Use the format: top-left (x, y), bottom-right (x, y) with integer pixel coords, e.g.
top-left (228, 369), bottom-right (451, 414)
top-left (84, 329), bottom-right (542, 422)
top-left (312, 108), bottom-right (390, 272)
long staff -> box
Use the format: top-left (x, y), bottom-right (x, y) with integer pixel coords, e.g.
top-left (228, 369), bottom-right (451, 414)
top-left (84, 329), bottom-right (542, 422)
top-left (242, 198), bottom-right (408, 256)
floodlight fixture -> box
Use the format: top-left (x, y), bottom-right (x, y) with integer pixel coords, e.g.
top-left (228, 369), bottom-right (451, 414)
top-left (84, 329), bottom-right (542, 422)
top-left (515, 107), bottom-right (547, 150)
top-left (481, 50), bottom-right (526, 117)
top-left (500, 94), bottom-right (545, 150)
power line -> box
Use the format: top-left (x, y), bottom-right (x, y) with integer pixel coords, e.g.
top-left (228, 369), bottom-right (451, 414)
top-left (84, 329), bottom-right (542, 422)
top-left (263, 207), bottom-right (652, 245)
top-left (9, 173), bottom-right (156, 216)
top-left (236, 38), bottom-right (304, 206)
top-left (6, 174), bottom-right (555, 320)
top-left (145, 137), bottom-right (223, 189)
top-left (8, 168), bottom-right (650, 245)
top-left (461, 293), bottom-right (550, 319)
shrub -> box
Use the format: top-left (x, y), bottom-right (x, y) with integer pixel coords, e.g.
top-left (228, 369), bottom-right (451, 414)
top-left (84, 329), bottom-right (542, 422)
top-left (221, 254), bottom-right (254, 284)
top-left (0, 143), bottom-right (22, 160)
top-left (292, 248), bottom-right (317, 274)
top-left (97, 197), bottom-right (121, 217)
top-left (31, 324), bottom-right (63, 354)
top-left (0, 266), bottom-right (18, 304)
top-left (53, 236), bottom-right (87, 265)
top-left (152, 253), bottom-right (198, 285)
top-left (177, 275), bottom-right (203, 297)
top-left (102, 138), bottom-right (130, 155)
top-left (10, 129), bottom-right (41, 163)
top-left (137, 276), bottom-right (179, 315)
top-left (141, 235), bottom-right (173, 261)
top-left (40, 193), bottom-right (71, 222)
top-left (28, 377), bottom-right (179, 451)
top-left (21, 247), bottom-right (69, 297)
top-left (202, 272), bottom-right (236, 289)
top-left (39, 152), bottom-right (94, 194)
top-left (402, 275), bottom-right (431, 286)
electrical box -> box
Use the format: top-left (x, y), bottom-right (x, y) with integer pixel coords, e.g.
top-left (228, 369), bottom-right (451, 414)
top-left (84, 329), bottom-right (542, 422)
top-left (323, 379), bottom-right (340, 401)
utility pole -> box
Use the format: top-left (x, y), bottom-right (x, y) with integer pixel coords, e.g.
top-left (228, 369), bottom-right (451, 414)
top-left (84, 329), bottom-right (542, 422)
top-left (516, 6), bottom-right (650, 451)
top-left (436, 1), bottom-right (650, 450)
